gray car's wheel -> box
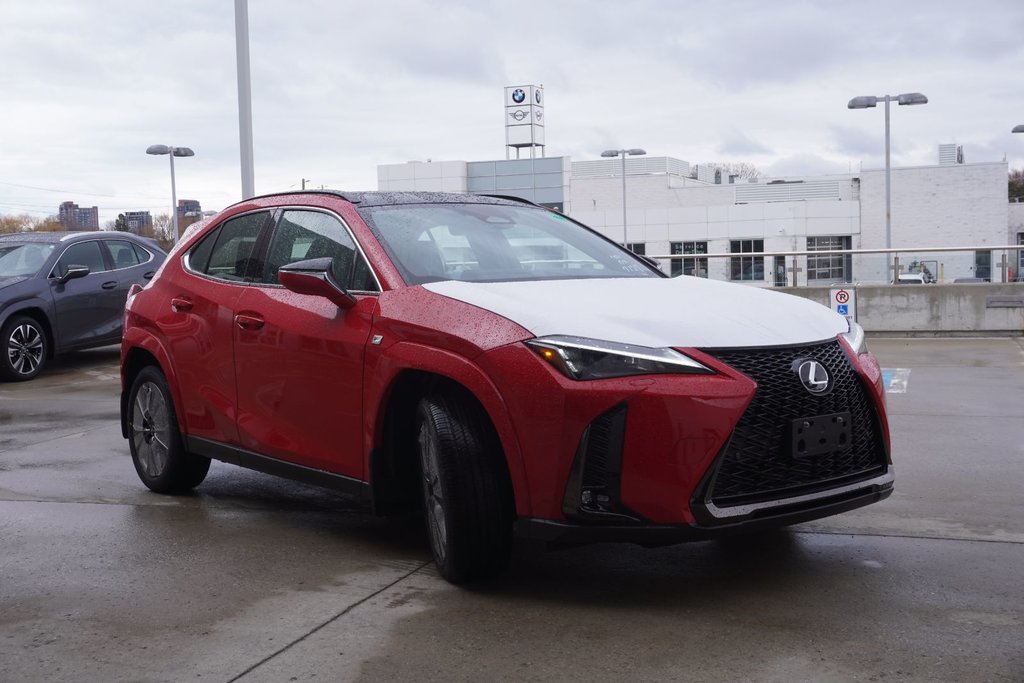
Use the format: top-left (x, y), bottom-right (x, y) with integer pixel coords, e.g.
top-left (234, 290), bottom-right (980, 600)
top-left (416, 392), bottom-right (513, 583)
top-left (0, 315), bottom-right (47, 382)
top-left (128, 366), bottom-right (210, 493)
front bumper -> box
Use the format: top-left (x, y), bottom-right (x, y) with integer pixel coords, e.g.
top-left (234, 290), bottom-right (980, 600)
top-left (515, 466), bottom-right (894, 547)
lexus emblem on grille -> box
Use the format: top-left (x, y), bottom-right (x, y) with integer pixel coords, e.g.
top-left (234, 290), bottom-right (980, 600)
top-left (794, 359), bottom-right (832, 395)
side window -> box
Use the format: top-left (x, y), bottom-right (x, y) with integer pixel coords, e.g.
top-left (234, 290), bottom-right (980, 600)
top-left (54, 241), bottom-right (107, 278)
top-left (107, 240), bottom-right (141, 270)
top-left (262, 210), bottom-right (378, 292)
top-left (132, 243), bottom-right (152, 264)
top-left (187, 212), bottom-right (267, 282)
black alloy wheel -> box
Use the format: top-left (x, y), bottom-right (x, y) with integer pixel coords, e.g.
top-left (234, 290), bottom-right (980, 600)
top-left (0, 315), bottom-right (47, 382)
top-left (128, 366), bottom-right (210, 493)
top-left (416, 392), bottom-right (513, 583)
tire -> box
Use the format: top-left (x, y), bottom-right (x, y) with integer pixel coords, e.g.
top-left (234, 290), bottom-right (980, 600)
top-left (0, 315), bottom-right (47, 382)
top-left (127, 366), bottom-right (210, 493)
top-left (416, 392), bottom-right (514, 584)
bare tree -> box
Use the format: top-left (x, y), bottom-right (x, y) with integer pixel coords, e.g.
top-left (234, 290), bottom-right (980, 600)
top-left (1010, 168), bottom-right (1024, 202)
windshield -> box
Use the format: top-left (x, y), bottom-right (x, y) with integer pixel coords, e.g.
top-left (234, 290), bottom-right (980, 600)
top-left (0, 243), bottom-right (56, 277)
top-left (359, 203), bottom-right (661, 285)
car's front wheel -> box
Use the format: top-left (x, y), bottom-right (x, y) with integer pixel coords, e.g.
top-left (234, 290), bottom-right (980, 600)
top-left (416, 392), bottom-right (513, 583)
top-left (128, 366), bottom-right (210, 493)
top-left (0, 315), bottom-right (47, 382)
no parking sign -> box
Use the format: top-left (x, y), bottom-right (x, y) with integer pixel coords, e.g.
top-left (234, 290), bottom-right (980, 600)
top-left (830, 287), bottom-right (856, 322)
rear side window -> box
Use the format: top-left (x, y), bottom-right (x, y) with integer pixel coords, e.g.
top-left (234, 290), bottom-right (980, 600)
top-left (132, 243), bottom-right (152, 263)
top-left (261, 210), bottom-right (378, 292)
top-left (54, 241), bottom-right (107, 278)
top-left (107, 240), bottom-right (141, 269)
top-left (188, 212), bottom-right (268, 282)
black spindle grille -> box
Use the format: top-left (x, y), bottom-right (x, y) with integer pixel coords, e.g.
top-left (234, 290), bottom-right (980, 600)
top-left (701, 340), bottom-right (887, 507)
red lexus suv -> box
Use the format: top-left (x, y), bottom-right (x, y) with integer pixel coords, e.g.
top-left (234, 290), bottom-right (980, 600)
top-left (121, 191), bottom-right (893, 583)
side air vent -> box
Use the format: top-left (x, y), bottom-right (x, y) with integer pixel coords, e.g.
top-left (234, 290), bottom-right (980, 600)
top-left (561, 403), bottom-right (641, 523)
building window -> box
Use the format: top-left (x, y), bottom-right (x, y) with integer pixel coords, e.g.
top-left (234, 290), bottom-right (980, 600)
top-left (670, 241), bottom-right (708, 277)
top-left (626, 242), bottom-right (645, 255)
top-left (1017, 233), bottom-right (1024, 281)
top-left (974, 251), bottom-right (991, 281)
top-left (806, 236), bottom-right (852, 283)
top-left (730, 239), bottom-right (764, 281)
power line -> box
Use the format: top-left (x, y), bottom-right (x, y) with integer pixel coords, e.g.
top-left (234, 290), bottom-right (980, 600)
top-left (0, 180), bottom-right (118, 197)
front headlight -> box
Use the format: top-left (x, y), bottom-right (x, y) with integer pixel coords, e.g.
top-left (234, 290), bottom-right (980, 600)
top-left (842, 320), bottom-right (868, 355)
top-left (526, 335), bottom-right (713, 381)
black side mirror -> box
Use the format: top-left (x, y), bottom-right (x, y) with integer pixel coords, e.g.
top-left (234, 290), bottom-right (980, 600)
top-left (56, 264), bottom-right (90, 284)
top-left (278, 257), bottom-right (356, 309)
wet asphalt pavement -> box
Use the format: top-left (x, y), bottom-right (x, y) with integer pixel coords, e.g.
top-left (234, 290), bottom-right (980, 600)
top-left (0, 339), bottom-right (1022, 682)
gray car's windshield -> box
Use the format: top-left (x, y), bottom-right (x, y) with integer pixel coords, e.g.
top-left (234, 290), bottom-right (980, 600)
top-left (360, 203), bottom-right (661, 285)
top-left (0, 243), bottom-right (56, 277)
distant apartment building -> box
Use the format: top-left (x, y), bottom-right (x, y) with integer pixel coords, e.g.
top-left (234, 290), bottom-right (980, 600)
top-left (176, 199), bottom-right (202, 225)
top-left (58, 201), bottom-right (99, 231)
top-left (124, 211), bottom-right (154, 236)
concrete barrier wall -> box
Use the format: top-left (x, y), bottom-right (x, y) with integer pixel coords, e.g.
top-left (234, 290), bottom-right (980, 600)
top-left (779, 284), bottom-right (1024, 336)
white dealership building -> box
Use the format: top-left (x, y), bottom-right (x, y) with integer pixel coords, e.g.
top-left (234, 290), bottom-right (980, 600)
top-left (379, 84), bottom-right (1020, 285)
top-left (378, 149), bottom-right (1019, 286)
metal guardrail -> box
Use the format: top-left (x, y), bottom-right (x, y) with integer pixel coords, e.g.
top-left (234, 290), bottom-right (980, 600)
top-left (646, 245), bottom-right (1024, 286)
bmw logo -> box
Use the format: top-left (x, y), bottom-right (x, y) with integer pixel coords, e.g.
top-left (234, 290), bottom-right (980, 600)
top-left (512, 89), bottom-right (526, 103)
top-left (535, 90), bottom-right (542, 104)
top-left (793, 358), bottom-right (832, 395)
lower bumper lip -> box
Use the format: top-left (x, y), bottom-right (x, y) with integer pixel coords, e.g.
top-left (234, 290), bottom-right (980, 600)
top-left (699, 466), bottom-right (895, 521)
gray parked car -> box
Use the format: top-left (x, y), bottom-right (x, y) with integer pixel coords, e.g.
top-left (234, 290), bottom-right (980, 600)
top-left (0, 231), bottom-right (166, 381)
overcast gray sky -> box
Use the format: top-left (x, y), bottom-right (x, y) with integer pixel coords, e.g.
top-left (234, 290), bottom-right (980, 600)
top-left (2, 0), bottom-right (1022, 224)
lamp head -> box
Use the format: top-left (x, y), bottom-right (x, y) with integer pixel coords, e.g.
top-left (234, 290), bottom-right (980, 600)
top-left (848, 96), bottom-right (878, 109)
top-left (897, 92), bottom-right (928, 106)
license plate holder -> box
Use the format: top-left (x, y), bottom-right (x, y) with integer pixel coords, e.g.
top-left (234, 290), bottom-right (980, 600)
top-left (791, 411), bottom-right (852, 459)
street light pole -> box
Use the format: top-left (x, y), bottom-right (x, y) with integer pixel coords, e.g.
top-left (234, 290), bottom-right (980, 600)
top-left (600, 148), bottom-right (647, 247)
top-left (848, 92), bottom-right (927, 280)
top-left (235, 0), bottom-right (255, 199)
top-left (146, 144), bottom-right (195, 242)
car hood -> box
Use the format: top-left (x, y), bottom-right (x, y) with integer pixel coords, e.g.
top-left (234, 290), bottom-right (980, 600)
top-left (423, 276), bottom-right (847, 349)
top-left (0, 275), bottom-right (29, 291)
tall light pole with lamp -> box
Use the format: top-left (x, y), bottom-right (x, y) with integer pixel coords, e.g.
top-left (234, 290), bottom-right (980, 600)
top-left (848, 92), bottom-right (927, 279)
top-left (1013, 126), bottom-right (1024, 279)
top-left (146, 145), bottom-right (195, 243)
top-left (601, 148), bottom-right (647, 247)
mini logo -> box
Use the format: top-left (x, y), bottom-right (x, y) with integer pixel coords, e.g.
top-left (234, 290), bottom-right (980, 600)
top-left (512, 88), bottom-right (526, 103)
top-left (794, 358), bottom-right (832, 395)
top-left (508, 109), bottom-right (529, 122)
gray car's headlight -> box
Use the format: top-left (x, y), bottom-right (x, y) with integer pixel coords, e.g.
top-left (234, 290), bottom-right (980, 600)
top-left (526, 335), bottom-right (713, 381)
top-left (842, 320), bottom-right (868, 355)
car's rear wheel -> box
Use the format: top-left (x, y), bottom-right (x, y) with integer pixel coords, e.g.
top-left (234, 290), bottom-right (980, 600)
top-left (416, 392), bottom-right (513, 583)
top-left (128, 366), bottom-right (210, 493)
top-left (0, 315), bottom-right (47, 382)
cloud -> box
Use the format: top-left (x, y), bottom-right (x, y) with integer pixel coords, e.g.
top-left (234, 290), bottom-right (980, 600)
top-left (717, 129), bottom-right (773, 156)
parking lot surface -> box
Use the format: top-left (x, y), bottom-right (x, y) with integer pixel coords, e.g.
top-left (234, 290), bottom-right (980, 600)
top-left (1, 338), bottom-right (1022, 682)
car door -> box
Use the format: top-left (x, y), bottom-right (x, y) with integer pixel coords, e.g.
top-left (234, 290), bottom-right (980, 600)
top-left (162, 210), bottom-right (270, 444)
top-left (50, 240), bottom-right (123, 350)
top-left (233, 208), bottom-right (378, 478)
top-left (102, 239), bottom-right (160, 336)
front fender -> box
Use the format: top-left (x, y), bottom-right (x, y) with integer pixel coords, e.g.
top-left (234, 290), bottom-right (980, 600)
top-left (119, 323), bottom-right (182, 440)
top-left (364, 340), bottom-right (531, 516)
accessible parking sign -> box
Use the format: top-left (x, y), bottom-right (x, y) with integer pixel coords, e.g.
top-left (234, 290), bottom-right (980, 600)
top-left (830, 287), bottom-right (857, 323)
